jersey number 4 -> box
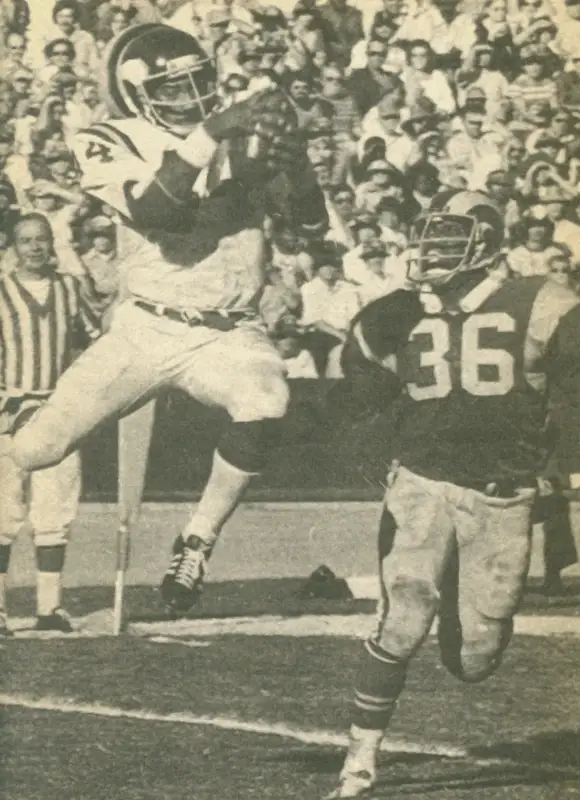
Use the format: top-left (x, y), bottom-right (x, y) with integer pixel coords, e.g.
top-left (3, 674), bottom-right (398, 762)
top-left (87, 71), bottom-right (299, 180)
top-left (85, 141), bottom-right (114, 163)
top-left (407, 312), bottom-right (516, 401)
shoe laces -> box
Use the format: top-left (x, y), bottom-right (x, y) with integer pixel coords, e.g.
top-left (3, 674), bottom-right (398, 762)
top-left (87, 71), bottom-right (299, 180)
top-left (175, 548), bottom-right (205, 589)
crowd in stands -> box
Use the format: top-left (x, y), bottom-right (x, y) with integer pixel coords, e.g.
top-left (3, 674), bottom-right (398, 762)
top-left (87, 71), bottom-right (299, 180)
top-left (3, 0), bottom-right (580, 378)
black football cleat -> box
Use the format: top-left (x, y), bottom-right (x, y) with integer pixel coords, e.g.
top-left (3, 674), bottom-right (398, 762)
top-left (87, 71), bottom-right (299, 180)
top-left (160, 535), bottom-right (211, 616)
top-left (35, 607), bottom-right (74, 633)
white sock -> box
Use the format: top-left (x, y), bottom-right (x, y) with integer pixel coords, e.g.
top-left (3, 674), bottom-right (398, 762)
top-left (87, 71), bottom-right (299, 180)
top-left (36, 572), bottom-right (61, 616)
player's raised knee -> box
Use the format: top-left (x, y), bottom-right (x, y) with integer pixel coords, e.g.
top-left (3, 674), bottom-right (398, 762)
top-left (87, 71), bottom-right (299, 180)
top-left (230, 371), bottom-right (290, 421)
top-left (12, 409), bottom-right (72, 470)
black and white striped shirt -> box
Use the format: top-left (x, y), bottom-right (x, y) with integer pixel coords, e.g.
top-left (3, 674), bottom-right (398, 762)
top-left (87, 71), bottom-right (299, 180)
top-left (0, 272), bottom-right (99, 395)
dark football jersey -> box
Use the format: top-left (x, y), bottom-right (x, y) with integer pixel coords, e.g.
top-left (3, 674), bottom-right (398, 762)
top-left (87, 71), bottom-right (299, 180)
top-left (346, 271), bottom-right (580, 485)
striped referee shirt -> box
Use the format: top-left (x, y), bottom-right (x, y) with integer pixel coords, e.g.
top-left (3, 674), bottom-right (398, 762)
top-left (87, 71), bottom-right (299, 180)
top-left (0, 271), bottom-right (99, 395)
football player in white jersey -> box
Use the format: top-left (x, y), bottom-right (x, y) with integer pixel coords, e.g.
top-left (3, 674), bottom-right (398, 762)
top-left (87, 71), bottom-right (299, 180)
top-left (10, 23), bottom-right (328, 616)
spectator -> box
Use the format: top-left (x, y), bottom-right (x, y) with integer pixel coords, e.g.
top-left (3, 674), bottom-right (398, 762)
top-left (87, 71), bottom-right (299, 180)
top-left (300, 240), bottom-right (360, 376)
top-left (273, 325), bottom-right (319, 378)
top-left (0, 0), bottom-right (30, 37)
top-left (349, 41), bottom-right (397, 116)
top-left (375, 195), bottom-right (408, 249)
top-left (456, 44), bottom-right (510, 122)
top-left (26, 179), bottom-right (86, 277)
top-left (355, 239), bottom-right (406, 305)
top-left (545, 243), bottom-right (576, 287)
top-left (47, 0), bottom-right (100, 79)
top-left (325, 183), bottom-right (358, 248)
top-left (358, 87), bottom-right (405, 155)
top-left (80, 215), bottom-right (120, 320)
top-left (507, 48), bottom-right (558, 120)
top-left (485, 169), bottom-right (522, 236)
top-left (476, 0), bottom-right (518, 76)
top-left (401, 39), bottom-right (456, 115)
top-left (1, 31), bottom-right (30, 74)
top-left (317, 0), bottom-right (364, 70)
top-left (36, 38), bottom-right (78, 95)
top-left (544, 198), bottom-right (580, 261)
top-left (355, 158), bottom-right (404, 212)
top-left (389, 97), bottom-right (439, 174)
top-left (342, 213), bottom-right (383, 283)
top-left (62, 79), bottom-right (109, 136)
top-left (507, 216), bottom-right (560, 275)
top-left (556, 54), bottom-right (580, 109)
top-left (446, 104), bottom-right (503, 188)
top-left (392, 0), bottom-right (447, 45)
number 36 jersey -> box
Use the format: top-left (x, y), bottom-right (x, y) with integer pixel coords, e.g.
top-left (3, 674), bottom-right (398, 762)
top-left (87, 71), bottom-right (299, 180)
top-left (344, 270), bottom-right (580, 485)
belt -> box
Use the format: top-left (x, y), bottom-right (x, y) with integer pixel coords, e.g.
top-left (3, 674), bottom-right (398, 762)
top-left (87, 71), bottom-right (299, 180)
top-left (133, 299), bottom-right (255, 331)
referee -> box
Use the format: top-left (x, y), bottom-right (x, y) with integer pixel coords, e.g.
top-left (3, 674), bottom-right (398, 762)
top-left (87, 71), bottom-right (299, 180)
top-left (0, 213), bottom-right (99, 635)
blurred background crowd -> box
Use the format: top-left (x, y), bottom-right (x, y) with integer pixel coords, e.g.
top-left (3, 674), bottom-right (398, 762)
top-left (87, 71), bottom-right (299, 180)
top-left (3, 0), bottom-right (580, 378)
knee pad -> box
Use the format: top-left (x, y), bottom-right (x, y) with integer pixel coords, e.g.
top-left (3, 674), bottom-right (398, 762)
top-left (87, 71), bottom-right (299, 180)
top-left (376, 576), bottom-right (438, 660)
top-left (33, 528), bottom-right (70, 548)
top-left (218, 418), bottom-right (285, 474)
top-left (442, 617), bottom-right (513, 684)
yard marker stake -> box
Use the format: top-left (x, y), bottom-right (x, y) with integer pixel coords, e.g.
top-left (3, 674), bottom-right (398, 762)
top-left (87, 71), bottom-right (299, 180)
top-left (114, 399), bottom-right (156, 636)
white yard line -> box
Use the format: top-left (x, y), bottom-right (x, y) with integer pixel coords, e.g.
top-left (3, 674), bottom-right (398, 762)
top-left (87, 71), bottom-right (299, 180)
top-left (7, 612), bottom-right (580, 639)
top-left (0, 692), bottom-right (471, 760)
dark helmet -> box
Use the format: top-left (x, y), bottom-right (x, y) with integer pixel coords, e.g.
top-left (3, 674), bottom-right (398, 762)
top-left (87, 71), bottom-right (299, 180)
top-left (408, 190), bottom-right (504, 285)
top-left (103, 23), bottom-right (217, 136)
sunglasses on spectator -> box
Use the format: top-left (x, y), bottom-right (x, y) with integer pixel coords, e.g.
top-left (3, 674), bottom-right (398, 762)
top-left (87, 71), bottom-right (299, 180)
top-left (522, 0), bottom-right (542, 6)
top-left (368, 48), bottom-right (386, 56)
top-left (52, 49), bottom-right (72, 56)
top-left (334, 194), bottom-right (353, 203)
top-left (323, 73), bottom-right (342, 81)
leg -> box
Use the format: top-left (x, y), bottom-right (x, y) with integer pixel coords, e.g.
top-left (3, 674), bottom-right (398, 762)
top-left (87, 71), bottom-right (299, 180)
top-left (0, 433), bottom-right (29, 633)
top-left (332, 467), bottom-right (455, 798)
top-left (11, 325), bottom-right (160, 472)
top-left (440, 486), bottom-right (535, 683)
top-left (161, 325), bottom-right (289, 614)
top-left (28, 450), bottom-right (81, 630)
top-left (542, 490), bottom-right (577, 594)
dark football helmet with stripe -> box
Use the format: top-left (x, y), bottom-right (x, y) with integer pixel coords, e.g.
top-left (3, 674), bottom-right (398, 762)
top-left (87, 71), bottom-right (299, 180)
top-left (103, 23), bottom-right (217, 137)
top-left (408, 190), bottom-right (504, 286)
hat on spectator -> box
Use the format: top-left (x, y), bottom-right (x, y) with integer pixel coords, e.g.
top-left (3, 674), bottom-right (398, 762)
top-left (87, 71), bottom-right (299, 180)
top-left (310, 240), bottom-right (346, 268)
top-left (400, 97), bottom-right (439, 132)
top-left (361, 241), bottom-right (387, 260)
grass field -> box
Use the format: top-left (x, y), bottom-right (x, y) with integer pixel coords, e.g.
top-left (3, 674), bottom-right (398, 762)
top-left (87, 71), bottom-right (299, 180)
top-left (3, 503), bottom-right (580, 799)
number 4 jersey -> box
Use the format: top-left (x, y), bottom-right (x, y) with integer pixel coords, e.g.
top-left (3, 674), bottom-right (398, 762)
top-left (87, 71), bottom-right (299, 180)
top-left (342, 269), bottom-right (580, 486)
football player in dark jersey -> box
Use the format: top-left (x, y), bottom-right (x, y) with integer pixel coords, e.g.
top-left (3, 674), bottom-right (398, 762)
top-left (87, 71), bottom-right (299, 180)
top-left (326, 190), bottom-right (580, 798)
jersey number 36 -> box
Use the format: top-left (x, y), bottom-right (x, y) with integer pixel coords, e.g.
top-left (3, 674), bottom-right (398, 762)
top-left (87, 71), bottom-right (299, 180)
top-left (407, 312), bottom-right (516, 401)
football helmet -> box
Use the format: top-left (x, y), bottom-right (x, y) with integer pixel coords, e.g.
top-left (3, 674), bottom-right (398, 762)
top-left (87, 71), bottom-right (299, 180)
top-left (408, 190), bottom-right (504, 286)
top-left (103, 23), bottom-right (217, 136)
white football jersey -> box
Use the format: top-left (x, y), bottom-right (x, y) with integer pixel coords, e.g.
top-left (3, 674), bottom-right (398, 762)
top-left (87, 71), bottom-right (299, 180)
top-left (73, 118), bottom-right (266, 311)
